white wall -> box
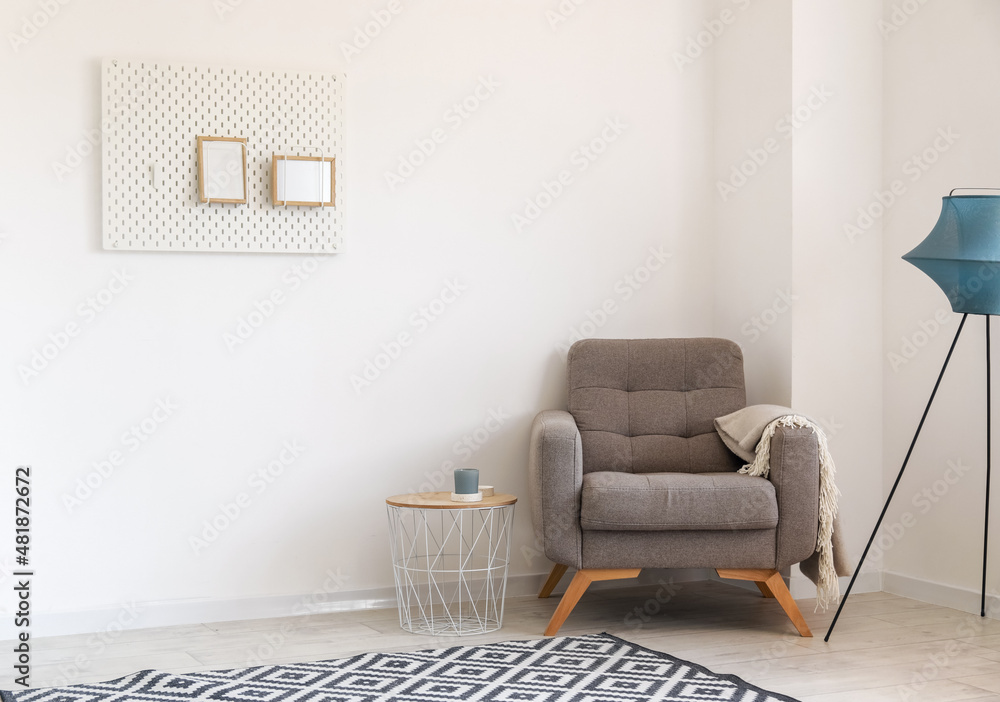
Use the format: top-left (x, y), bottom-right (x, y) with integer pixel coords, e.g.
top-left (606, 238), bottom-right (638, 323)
top-left (711, 0), bottom-right (1000, 614)
top-left (788, 1), bottom-right (884, 596)
top-left (9, 0), bottom-right (979, 639)
top-left (881, 0), bottom-right (1000, 610)
top-left (712, 0), bottom-right (793, 406)
top-left (0, 0), bottom-right (721, 636)
top-left (712, 0), bottom-right (885, 598)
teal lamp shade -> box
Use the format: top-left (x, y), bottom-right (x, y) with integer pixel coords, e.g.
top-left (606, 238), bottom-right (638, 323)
top-left (903, 195), bottom-right (1000, 316)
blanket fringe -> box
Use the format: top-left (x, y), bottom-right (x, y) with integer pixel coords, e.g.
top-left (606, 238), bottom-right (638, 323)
top-left (738, 415), bottom-right (841, 611)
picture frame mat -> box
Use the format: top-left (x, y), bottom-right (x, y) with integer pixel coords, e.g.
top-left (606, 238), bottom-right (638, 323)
top-left (198, 136), bottom-right (248, 204)
top-left (272, 155), bottom-right (335, 207)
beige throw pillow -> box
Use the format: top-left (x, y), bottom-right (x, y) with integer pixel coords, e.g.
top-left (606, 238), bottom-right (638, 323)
top-left (714, 404), bottom-right (796, 462)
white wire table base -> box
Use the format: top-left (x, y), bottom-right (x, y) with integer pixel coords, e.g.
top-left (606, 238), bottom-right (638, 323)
top-left (386, 502), bottom-right (515, 636)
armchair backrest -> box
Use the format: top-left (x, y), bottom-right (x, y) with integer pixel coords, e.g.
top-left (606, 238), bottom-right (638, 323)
top-left (567, 338), bottom-right (746, 474)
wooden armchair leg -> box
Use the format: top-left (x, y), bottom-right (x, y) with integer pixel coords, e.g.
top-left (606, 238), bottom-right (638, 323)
top-left (716, 568), bottom-right (812, 637)
top-left (755, 581), bottom-right (776, 598)
top-left (539, 564), bottom-right (569, 598)
top-left (544, 568), bottom-right (641, 636)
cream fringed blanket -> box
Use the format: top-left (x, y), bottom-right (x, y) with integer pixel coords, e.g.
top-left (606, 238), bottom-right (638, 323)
top-left (715, 407), bottom-right (852, 611)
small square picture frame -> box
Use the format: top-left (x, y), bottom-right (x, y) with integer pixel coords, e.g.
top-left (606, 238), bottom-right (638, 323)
top-left (272, 155), bottom-right (336, 207)
top-left (197, 136), bottom-right (248, 204)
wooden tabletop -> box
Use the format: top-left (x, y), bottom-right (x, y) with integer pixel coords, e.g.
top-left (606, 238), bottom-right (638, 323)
top-left (385, 491), bottom-right (517, 509)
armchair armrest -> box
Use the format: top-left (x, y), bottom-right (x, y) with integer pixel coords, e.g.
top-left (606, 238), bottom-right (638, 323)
top-left (769, 425), bottom-right (821, 569)
top-left (528, 410), bottom-right (584, 570)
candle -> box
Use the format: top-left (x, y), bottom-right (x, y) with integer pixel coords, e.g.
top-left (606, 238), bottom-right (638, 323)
top-left (453, 468), bottom-right (479, 495)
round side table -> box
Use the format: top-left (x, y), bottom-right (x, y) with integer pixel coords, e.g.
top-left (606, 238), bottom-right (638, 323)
top-left (385, 491), bottom-right (517, 636)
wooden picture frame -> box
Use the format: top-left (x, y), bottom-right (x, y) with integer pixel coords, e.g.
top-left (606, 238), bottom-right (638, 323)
top-left (197, 136), bottom-right (248, 204)
top-left (272, 155), bottom-right (336, 207)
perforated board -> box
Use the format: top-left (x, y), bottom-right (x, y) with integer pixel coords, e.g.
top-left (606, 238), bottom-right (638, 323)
top-left (101, 58), bottom-right (344, 253)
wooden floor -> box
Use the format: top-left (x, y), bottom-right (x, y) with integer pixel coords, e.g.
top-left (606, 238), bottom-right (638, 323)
top-left (4, 580), bottom-right (1000, 701)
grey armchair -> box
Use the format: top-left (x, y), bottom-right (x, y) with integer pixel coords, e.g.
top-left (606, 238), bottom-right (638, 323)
top-left (528, 338), bottom-right (820, 636)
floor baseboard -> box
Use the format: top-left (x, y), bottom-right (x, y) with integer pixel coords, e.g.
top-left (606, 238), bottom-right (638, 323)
top-left (15, 568), bottom-right (733, 639)
top-left (788, 568), bottom-right (883, 600)
top-left (883, 570), bottom-right (1000, 618)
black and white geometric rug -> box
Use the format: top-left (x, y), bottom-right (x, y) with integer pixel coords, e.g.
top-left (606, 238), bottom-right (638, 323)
top-left (1, 633), bottom-right (800, 702)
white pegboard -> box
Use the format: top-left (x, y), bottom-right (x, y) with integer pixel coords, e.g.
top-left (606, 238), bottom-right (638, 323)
top-left (101, 58), bottom-right (343, 253)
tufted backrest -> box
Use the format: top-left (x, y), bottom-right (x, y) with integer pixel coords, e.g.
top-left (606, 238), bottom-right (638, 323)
top-left (567, 338), bottom-right (746, 474)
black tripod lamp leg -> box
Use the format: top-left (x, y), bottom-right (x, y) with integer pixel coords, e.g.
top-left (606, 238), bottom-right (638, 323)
top-left (984, 314), bottom-right (992, 617)
top-left (825, 313), bottom-right (969, 641)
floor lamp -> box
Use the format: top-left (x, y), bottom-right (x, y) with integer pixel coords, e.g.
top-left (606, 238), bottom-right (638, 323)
top-left (826, 190), bottom-right (1000, 641)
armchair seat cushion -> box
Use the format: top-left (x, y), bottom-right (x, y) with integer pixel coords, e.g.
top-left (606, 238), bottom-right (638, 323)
top-left (579, 471), bottom-right (778, 531)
